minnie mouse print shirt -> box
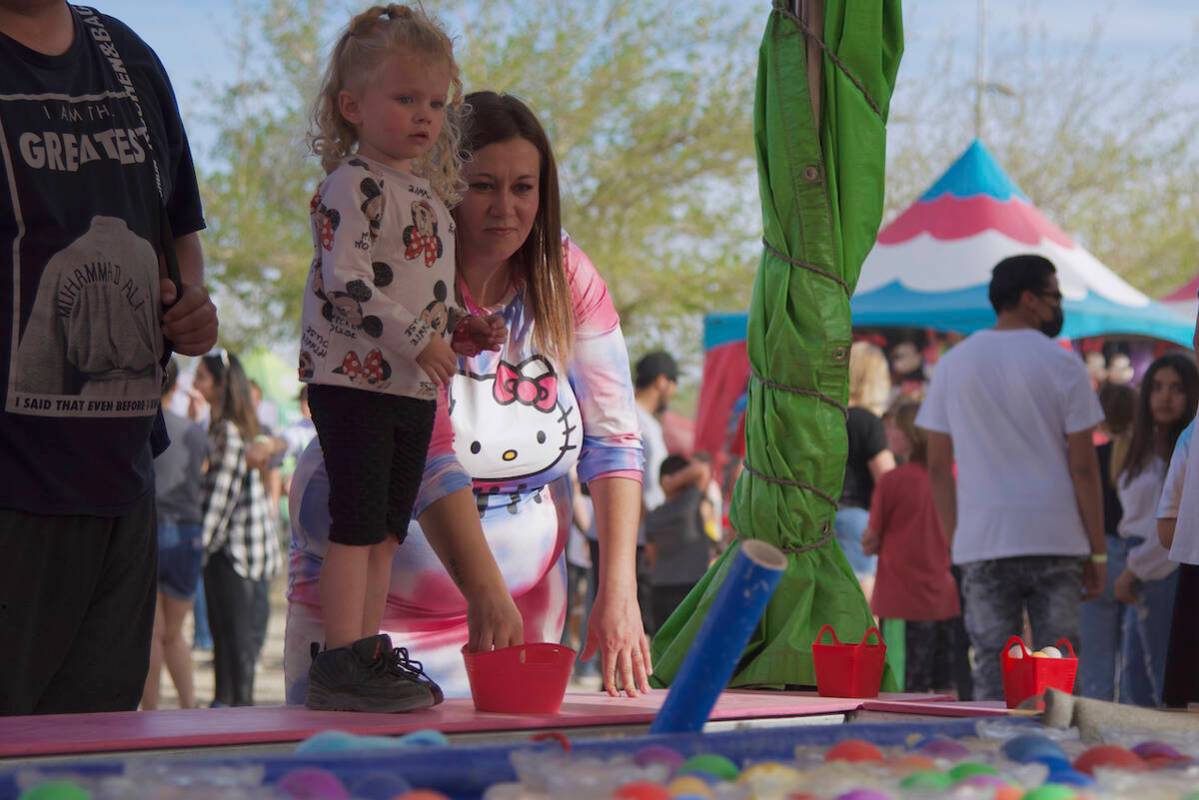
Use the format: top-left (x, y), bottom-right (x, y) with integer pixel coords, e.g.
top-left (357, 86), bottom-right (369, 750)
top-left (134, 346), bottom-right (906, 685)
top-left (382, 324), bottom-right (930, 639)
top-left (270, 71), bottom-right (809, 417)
top-left (299, 155), bottom-right (458, 401)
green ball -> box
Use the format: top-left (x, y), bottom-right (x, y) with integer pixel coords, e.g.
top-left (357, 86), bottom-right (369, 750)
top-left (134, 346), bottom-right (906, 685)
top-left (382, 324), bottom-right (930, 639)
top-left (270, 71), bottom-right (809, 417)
top-left (18, 781), bottom-right (91, 800)
top-left (678, 754), bottom-right (739, 781)
top-left (1021, 786), bottom-right (1077, 800)
top-left (899, 770), bottom-right (953, 791)
top-left (949, 761), bottom-right (1000, 781)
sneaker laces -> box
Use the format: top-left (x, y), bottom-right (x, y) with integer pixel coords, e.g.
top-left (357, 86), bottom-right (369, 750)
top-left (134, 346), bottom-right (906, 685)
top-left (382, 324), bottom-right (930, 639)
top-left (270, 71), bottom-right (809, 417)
top-left (389, 646), bottom-right (435, 685)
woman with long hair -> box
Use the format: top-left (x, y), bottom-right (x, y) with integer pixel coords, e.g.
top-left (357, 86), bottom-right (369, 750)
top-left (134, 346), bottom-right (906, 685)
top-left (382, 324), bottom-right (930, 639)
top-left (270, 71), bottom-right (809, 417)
top-left (835, 342), bottom-right (896, 596)
top-left (1110, 353), bottom-right (1198, 705)
top-left (195, 351), bottom-right (281, 706)
top-left (284, 92), bottom-right (646, 699)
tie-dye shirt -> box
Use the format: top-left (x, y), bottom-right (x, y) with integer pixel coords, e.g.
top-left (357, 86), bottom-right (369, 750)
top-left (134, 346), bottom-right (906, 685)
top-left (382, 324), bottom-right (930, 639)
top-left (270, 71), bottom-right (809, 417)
top-left (284, 237), bottom-right (644, 700)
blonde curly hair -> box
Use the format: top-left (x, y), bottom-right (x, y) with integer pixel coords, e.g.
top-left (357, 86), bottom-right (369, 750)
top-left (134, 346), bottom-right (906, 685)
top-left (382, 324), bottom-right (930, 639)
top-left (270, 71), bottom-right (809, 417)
top-left (310, 4), bottom-right (465, 205)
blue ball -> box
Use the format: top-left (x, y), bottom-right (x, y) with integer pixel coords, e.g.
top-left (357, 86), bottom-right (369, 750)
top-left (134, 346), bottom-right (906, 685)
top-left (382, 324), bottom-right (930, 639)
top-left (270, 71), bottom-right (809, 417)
top-left (1046, 769), bottom-right (1095, 788)
top-left (1033, 755), bottom-right (1073, 772)
top-left (1002, 734), bottom-right (1066, 764)
top-left (350, 771), bottom-right (413, 800)
top-left (295, 730), bottom-right (359, 754)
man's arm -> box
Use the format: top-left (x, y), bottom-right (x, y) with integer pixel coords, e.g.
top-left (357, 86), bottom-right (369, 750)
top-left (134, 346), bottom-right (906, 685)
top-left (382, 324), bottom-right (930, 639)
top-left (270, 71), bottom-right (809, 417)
top-left (925, 430), bottom-right (957, 547)
top-left (161, 232), bottom-right (218, 356)
top-left (1066, 428), bottom-right (1107, 600)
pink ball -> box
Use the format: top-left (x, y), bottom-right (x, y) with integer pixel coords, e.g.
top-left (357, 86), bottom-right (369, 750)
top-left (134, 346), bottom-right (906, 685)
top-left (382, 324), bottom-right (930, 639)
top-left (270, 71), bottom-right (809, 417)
top-left (276, 767), bottom-right (350, 800)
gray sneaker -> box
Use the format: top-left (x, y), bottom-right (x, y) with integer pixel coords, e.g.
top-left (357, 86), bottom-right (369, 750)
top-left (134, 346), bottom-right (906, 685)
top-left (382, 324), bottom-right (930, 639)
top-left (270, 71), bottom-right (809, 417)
top-left (305, 634), bottom-right (434, 712)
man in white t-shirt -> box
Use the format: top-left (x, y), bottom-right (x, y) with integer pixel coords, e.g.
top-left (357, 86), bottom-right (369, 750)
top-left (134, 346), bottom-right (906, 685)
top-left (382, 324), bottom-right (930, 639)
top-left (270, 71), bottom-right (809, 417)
top-left (917, 254), bottom-right (1107, 700)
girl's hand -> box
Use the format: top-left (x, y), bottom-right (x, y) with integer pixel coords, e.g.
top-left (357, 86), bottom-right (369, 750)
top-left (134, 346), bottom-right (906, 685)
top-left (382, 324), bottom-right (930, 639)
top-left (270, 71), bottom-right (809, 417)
top-left (582, 584), bottom-right (652, 697)
top-left (1113, 568), bottom-right (1139, 604)
top-left (417, 334), bottom-right (456, 385)
top-left (464, 584), bottom-right (524, 652)
top-left (861, 528), bottom-right (879, 556)
top-left (451, 314), bottom-right (507, 357)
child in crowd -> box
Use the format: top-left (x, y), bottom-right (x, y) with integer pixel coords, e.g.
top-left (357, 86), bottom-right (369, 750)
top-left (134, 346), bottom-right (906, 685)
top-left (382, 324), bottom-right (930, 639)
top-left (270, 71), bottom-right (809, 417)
top-left (863, 401), bottom-right (961, 693)
top-left (1079, 381), bottom-right (1136, 700)
top-left (1108, 355), bottom-right (1197, 706)
top-left (645, 455), bottom-right (716, 630)
top-left (300, 4), bottom-right (504, 711)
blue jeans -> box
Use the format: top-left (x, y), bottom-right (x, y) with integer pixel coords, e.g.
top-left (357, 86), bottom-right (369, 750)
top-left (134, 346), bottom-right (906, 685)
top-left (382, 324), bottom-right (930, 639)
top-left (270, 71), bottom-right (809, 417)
top-left (1078, 535), bottom-right (1128, 700)
top-left (1120, 544), bottom-right (1179, 707)
top-left (834, 507), bottom-right (876, 577)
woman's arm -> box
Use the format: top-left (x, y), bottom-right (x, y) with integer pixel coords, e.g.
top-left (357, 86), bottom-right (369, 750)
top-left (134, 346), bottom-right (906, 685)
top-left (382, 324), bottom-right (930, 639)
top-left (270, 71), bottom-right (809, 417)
top-left (417, 487), bottom-right (524, 652)
top-left (583, 475), bottom-right (651, 697)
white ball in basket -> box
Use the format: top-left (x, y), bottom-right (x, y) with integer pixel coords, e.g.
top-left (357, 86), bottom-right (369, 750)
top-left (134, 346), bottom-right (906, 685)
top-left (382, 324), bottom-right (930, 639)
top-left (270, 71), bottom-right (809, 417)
top-left (1036, 646), bottom-right (1063, 659)
top-left (1007, 644), bottom-right (1024, 659)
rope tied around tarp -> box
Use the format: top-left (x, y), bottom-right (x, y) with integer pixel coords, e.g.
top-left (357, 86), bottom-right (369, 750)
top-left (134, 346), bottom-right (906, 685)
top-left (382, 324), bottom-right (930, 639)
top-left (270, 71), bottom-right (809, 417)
top-left (735, 518), bottom-right (836, 555)
top-left (762, 238), bottom-right (849, 295)
top-left (750, 365), bottom-right (848, 420)
top-left (773, 1), bottom-right (884, 120)
top-left (740, 459), bottom-right (838, 509)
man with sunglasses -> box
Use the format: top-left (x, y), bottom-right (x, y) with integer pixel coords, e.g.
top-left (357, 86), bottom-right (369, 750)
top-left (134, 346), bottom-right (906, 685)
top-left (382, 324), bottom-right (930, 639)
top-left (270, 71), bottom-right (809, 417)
top-left (915, 254), bottom-right (1106, 701)
top-left (0, 1), bottom-right (217, 714)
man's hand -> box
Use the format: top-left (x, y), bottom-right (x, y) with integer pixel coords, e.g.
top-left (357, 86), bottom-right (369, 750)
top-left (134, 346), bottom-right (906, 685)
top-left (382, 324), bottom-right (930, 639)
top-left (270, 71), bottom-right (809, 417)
top-left (464, 585), bottom-right (525, 653)
top-left (1113, 568), bottom-right (1139, 604)
top-left (416, 334), bottom-right (456, 385)
top-left (161, 279), bottom-right (218, 356)
top-left (1082, 560), bottom-right (1107, 602)
top-left (451, 313), bottom-right (507, 357)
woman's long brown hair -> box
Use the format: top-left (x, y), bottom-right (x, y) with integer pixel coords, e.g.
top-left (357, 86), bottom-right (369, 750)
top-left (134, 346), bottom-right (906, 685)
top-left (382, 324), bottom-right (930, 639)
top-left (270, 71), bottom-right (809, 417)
top-left (458, 91), bottom-right (573, 361)
top-left (201, 352), bottom-right (260, 441)
top-left (1120, 353), bottom-right (1199, 483)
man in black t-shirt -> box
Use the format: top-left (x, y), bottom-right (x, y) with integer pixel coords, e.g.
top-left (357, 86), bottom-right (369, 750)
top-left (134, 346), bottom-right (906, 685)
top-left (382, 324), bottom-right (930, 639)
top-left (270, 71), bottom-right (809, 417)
top-left (0, 1), bottom-right (218, 714)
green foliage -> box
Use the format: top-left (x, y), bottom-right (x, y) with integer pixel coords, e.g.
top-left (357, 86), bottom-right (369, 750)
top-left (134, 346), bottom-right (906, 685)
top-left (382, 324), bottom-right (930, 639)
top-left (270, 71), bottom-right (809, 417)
top-left (197, 0), bottom-right (761, 360)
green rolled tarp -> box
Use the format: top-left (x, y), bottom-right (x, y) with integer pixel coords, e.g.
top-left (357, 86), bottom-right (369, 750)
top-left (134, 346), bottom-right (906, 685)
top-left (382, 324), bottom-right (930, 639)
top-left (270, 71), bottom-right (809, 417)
top-left (651, 0), bottom-right (904, 689)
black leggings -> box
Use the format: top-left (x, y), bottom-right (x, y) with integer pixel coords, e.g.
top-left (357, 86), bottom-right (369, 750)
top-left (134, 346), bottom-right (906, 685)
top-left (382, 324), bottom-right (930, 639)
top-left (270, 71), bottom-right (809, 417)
top-left (204, 549), bottom-right (270, 707)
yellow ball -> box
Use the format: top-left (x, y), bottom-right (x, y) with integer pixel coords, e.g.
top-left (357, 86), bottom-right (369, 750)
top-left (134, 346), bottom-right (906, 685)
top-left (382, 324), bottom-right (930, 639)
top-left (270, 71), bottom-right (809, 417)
top-left (667, 777), bottom-right (713, 798)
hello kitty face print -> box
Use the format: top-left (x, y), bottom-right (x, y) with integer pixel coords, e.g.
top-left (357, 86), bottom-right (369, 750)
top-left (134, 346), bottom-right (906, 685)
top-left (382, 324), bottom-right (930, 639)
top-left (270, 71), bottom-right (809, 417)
top-left (449, 355), bottom-right (579, 484)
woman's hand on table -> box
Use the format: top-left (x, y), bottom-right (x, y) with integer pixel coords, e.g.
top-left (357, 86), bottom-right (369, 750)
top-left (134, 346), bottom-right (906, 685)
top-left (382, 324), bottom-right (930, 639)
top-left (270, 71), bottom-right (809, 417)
top-left (464, 584), bottom-right (524, 652)
top-left (583, 585), bottom-right (652, 697)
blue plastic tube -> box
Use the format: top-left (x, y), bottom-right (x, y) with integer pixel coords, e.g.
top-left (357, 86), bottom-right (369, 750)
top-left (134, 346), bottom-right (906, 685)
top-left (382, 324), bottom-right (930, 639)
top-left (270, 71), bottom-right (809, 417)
top-left (650, 539), bottom-right (787, 734)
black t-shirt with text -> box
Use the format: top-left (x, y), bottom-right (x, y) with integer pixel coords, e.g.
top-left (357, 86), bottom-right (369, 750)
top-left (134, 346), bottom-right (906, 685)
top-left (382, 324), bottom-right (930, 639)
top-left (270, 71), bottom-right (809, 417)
top-left (840, 406), bottom-right (888, 510)
top-left (0, 7), bottom-right (204, 515)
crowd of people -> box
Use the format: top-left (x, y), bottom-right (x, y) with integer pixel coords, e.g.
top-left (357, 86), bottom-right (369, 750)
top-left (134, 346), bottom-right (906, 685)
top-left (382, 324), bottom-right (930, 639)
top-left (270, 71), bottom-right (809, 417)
top-left (2, 0), bottom-right (1198, 717)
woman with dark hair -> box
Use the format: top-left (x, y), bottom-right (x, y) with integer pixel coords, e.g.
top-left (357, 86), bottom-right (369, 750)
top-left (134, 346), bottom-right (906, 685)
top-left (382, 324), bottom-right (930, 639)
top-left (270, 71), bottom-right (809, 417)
top-left (194, 351), bottom-right (282, 707)
top-left (285, 92), bottom-right (647, 700)
top-left (1109, 353), bottom-right (1199, 706)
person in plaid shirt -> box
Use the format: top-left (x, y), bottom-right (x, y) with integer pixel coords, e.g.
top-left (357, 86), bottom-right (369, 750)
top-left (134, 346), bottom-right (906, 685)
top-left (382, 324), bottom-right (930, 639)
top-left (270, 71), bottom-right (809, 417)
top-left (195, 352), bottom-right (281, 707)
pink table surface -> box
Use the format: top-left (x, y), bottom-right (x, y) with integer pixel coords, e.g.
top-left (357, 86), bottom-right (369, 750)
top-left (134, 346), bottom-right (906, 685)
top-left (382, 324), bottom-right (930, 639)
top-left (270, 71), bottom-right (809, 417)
top-left (0, 690), bottom-right (952, 758)
top-left (859, 698), bottom-right (1012, 718)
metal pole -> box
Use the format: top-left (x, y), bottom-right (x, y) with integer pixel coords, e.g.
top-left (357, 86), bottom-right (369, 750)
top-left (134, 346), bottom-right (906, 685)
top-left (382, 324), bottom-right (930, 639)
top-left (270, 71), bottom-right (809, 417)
top-left (975, 0), bottom-right (987, 139)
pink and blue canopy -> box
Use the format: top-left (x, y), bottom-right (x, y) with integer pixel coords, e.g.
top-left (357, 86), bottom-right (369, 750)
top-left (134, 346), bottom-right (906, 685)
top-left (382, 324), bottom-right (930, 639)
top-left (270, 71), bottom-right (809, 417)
top-left (706, 138), bottom-right (1193, 352)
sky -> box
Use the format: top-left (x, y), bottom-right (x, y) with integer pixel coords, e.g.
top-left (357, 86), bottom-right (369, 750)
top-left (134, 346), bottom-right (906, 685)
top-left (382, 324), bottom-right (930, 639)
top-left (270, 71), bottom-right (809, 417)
top-left (95, 0), bottom-right (1198, 168)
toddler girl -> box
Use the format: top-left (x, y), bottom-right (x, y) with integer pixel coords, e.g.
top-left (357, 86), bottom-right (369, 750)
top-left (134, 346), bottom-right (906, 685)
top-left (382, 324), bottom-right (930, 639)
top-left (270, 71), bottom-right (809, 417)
top-left (299, 4), bottom-right (502, 712)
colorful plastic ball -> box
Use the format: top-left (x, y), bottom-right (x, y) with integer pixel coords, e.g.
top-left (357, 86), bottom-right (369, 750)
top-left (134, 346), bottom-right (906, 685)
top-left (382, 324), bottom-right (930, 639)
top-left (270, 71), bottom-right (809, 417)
top-left (1045, 769), bottom-right (1095, 788)
top-left (1020, 786), bottom-right (1076, 800)
top-left (891, 754), bottom-right (938, 774)
top-left (394, 792), bottom-right (451, 800)
top-left (18, 782), bottom-right (91, 800)
top-left (634, 745), bottom-right (685, 774)
top-left (1037, 646), bottom-right (1063, 658)
top-left (276, 768), bottom-right (350, 800)
top-left (349, 771), bottom-right (413, 800)
top-left (994, 787), bottom-right (1023, 800)
top-left (961, 774), bottom-right (1009, 789)
top-left (913, 736), bottom-right (970, 760)
top-left (948, 761), bottom-right (999, 782)
top-left (666, 777), bottom-right (713, 798)
top-left (295, 730), bottom-right (360, 754)
top-left (613, 781), bottom-right (671, 800)
top-left (1073, 745), bottom-right (1145, 775)
top-left (898, 770), bottom-right (953, 791)
top-left (1131, 741), bottom-right (1186, 761)
top-left (825, 739), bottom-right (885, 763)
top-left (1032, 755), bottom-right (1072, 773)
top-left (739, 762), bottom-right (802, 783)
top-left (1002, 735), bottom-right (1066, 764)
top-left (1008, 644), bottom-right (1025, 659)
top-left (678, 754), bottom-right (739, 781)
top-left (835, 790), bottom-right (892, 800)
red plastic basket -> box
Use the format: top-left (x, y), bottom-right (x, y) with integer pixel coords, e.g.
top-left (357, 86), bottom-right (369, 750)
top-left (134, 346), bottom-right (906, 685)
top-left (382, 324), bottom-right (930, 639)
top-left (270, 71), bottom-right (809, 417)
top-left (462, 643), bottom-right (575, 714)
top-left (1001, 635), bottom-right (1078, 709)
top-left (811, 625), bottom-right (886, 698)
